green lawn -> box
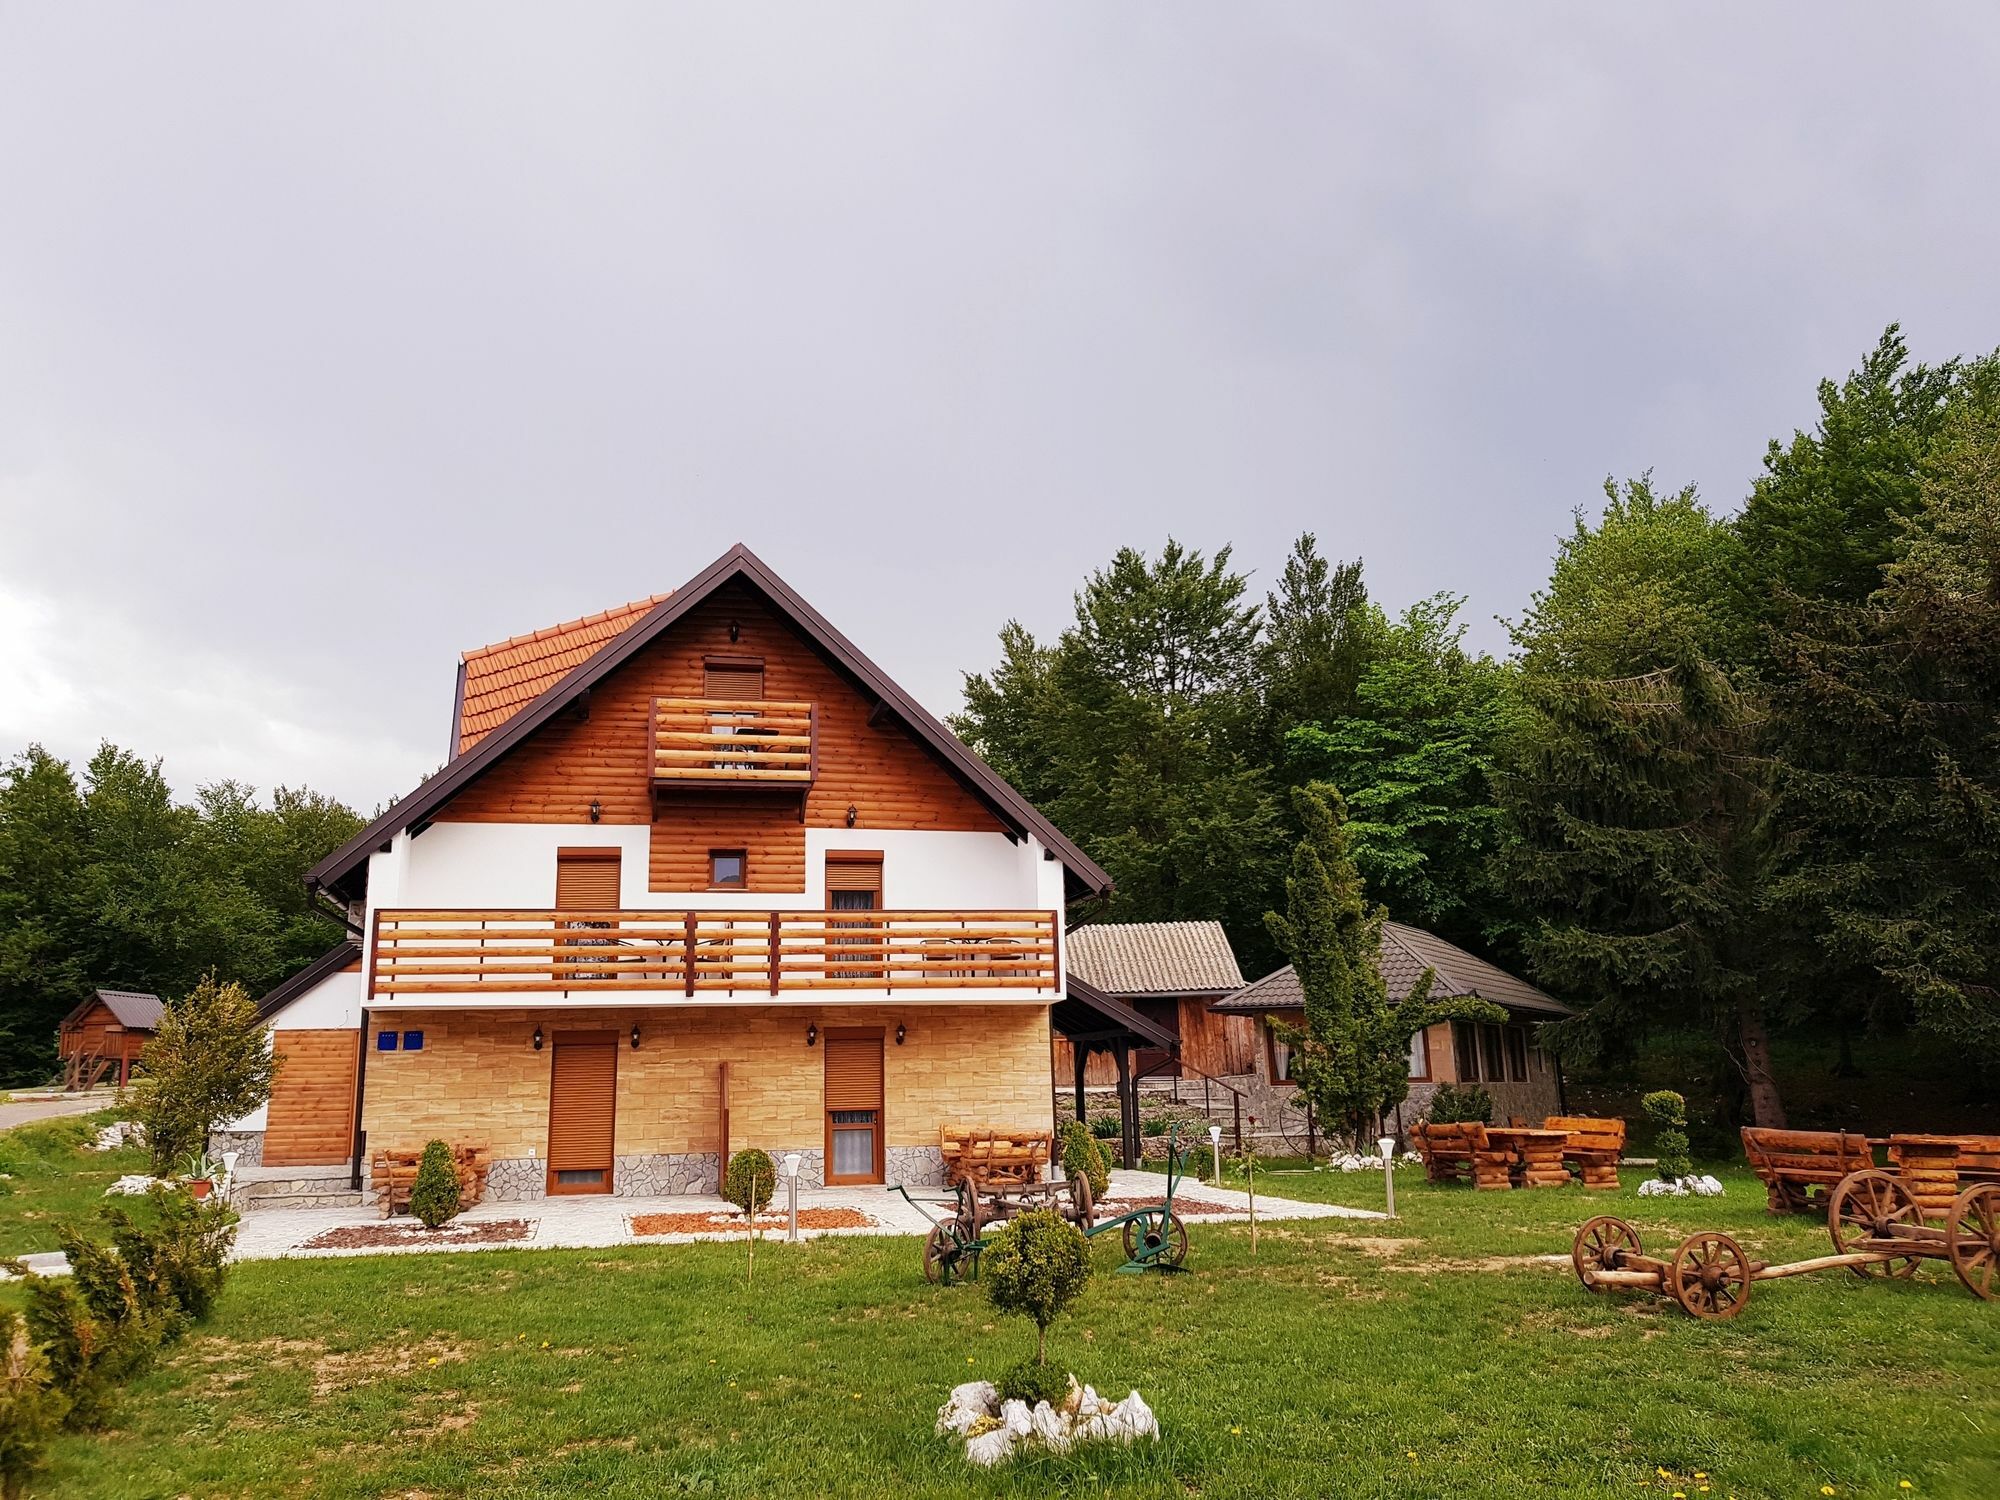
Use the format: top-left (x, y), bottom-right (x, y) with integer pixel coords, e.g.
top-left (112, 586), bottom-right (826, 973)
top-left (7, 1142), bottom-right (1998, 1499)
top-left (0, 1108), bottom-right (148, 1254)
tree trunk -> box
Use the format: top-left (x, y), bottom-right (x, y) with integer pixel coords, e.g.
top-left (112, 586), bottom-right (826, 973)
top-left (1736, 1000), bottom-right (1787, 1128)
top-left (1036, 1324), bottom-right (1046, 1365)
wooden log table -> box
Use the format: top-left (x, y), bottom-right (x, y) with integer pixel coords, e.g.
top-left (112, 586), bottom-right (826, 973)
top-left (1889, 1135), bottom-right (2000, 1222)
top-left (1485, 1127), bottom-right (1573, 1188)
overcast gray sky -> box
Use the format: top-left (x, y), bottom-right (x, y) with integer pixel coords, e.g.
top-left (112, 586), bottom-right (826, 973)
top-left (3, 6), bottom-right (1997, 813)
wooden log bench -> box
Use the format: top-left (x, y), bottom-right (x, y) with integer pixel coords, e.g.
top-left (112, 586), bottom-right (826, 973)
top-left (939, 1125), bottom-right (1051, 1190)
top-left (1888, 1134), bottom-right (2000, 1221)
top-left (370, 1144), bottom-right (492, 1218)
top-left (1410, 1121), bottom-right (1496, 1187)
top-left (1740, 1127), bottom-right (1873, 1215)
top-left (1546, 1115), bottom-right (1627, 1190)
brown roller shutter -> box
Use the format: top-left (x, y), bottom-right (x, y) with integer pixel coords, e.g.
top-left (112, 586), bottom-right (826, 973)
top-left (556, 849), bottom-right (621, 910)
top-left (824, 856), bottom-right (882, 894)
top-left (824, 1030), bottom-right (884, 1184)
top-left (703, 659), bottom-right (765, 700)
top-left (547, 1032), bottom-right (617, 1194)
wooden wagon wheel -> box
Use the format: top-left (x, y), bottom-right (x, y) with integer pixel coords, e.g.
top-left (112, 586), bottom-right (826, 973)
top-left (922, 1224), bottom-right (954, 1285)
top-left (1945, 1183), bottom-right (1999, 1302)
top-left (1070, 1169), bottom-right (1095, 1231)
top-left (1571, 1215), bottom-right (1643, 1293)
top-left (1122, 1209), bottom-right (1189, 1268)
top-left (1668, 1232), bottom-right (1752, 1321)
top-left (1828, 1170), bottom-right (1923, 1279)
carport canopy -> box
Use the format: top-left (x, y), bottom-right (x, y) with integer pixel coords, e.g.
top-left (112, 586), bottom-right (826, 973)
top-left (1051, 976), bottom-right (1179, 1170)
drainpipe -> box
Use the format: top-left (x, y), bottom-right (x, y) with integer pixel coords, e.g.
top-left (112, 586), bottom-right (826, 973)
top-left (349, 1007), bottom-right (369, 1191)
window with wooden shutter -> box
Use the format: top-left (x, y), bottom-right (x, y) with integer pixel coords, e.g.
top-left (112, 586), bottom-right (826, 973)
top-left (547, 1031), bottom-right (618, 1194)
top-left (825, 855), bottom-right (882, 977)
top-left (703, 658), bottom-right (765, 700)
top-left (555, 849), bottom-right (621, 982)
top-left (823, 1030), bottom-right (884, 1184)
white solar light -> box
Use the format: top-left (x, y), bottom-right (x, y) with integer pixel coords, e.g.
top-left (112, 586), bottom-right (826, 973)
top-left (1378, 1135), bottom-right (1398, 1217)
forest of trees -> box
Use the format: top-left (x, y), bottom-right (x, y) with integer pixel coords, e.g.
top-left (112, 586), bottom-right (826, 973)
top-left (956, 327), bottom-right (2000, 1126)
top-left (3, 327), bottom-right (1995, 1128)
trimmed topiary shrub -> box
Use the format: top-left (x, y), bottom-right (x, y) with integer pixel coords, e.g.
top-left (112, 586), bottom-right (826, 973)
top-left (1059, 1120), bottom-right (1110, 1200)
top-left (1427, 1083), bottom-right (1494, 1125)
top-left (723, 1149), bottom-right (776, 1215)
top-left (409, 1140), bottom-right (462, 1229)
top-left (1642, 1091), bottom-right (1692, 1183)
top-left (996, 1357), bottom-right (1070, 1409)
top-left (984, 1208), bottom-right (1091, 1366)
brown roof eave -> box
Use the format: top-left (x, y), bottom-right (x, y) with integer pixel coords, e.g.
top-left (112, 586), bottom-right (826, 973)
top-left (306, 545), bottom-right (1113, 902)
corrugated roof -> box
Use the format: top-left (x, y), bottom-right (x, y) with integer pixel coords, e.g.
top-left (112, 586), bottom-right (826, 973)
top-left (94, 989), bottom-right (164, 1030)
top-left (1065, 921), bottom-right (1245, 996)
top-left (454, 593), bottom-right (671, 755)
top-left (1211, 921), bottom-right (1571, 1018)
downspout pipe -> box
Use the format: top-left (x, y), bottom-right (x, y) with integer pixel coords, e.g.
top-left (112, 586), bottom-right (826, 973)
top-left (307, 879), bottom-right (365, 939)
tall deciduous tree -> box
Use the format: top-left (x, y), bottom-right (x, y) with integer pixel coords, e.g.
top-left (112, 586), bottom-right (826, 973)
top-left (1282, 593), bottom-right (1511, 948)
top-left (132, 973), bottom-right (281, 1169)
top-left (1266, 783), bottom-right (1501, 1144)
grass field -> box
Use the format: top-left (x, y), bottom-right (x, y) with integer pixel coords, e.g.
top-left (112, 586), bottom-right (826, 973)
top-left (4, 1131), bottom-right (1996, 1499)
top-left (0, 1107), bottom-right (149, 1254)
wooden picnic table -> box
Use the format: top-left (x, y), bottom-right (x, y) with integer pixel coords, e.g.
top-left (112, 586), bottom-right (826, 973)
top-left (1484, 1127), bottom-right (1573, 1189)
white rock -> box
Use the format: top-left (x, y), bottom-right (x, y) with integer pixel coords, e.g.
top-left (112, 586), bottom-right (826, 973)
top-left (999, 1398), bottom-right (1033, 1438)
top-left (1690, 1174), bottom-right (1724, 1197)
top-left (1029, 1400), bottom-right (1072, 1453)
top-left (963, 1427), bottom-right (1017, 1467)
top-left (105, 1174), bottom-right (165, 1196)
top-left (935, 1380), bottom-right (997, 1437)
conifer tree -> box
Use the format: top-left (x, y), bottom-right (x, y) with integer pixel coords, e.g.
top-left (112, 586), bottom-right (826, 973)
top-left (1266, 783), bottom-right (1501, 1145)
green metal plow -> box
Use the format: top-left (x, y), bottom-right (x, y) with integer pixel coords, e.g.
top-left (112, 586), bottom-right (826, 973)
top-left (894, 1123), bottom-right (1198, 1284)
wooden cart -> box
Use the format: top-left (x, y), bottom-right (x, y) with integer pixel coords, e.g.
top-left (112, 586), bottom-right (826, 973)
top-left (1570, 1170), bottom-right (1999, 1319)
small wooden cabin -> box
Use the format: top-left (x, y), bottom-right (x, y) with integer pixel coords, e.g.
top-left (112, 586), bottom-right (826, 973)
top-left (57, 988), bottom-right (163, 1090)
top-left (1053, 921), bottom-right (1257, 1087)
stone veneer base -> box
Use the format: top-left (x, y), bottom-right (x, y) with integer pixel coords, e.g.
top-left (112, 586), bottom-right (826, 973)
top-left (208, 1130), bottom-right (265, 1167)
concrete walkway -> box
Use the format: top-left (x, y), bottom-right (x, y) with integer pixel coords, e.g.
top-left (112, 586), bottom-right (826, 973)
top-left (4, 1169), bottom-right (1381, 1277)
top-left (0, 1092), bottom-right (115, 1131)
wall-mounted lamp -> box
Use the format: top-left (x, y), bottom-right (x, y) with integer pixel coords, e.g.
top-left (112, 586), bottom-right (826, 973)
top-left (845, 803), bottom-right (858, 828)
top-left (895, 1023), bottom-right (906, 1046)
top-left (630, 1024), bottom-right (641, 1051)
top-left (728, 619), bottom-right (741, 643)
top-left (588, 799), bottom-right (602, 824)
top-left (806, 1023), bottom-right (817, 1047)
top-left (532, 1025), bottom-right (544, 1051)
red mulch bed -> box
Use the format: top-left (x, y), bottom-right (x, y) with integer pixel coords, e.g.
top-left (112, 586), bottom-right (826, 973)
top-left (629, 1207), bottom-right (876, 1236)
top-left (300, 1218), bottom-right (535, 1250)
top-left (1094, 1196), bottom-right (1240, 1219)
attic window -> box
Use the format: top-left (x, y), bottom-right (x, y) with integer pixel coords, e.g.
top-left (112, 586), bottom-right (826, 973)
top-left (710, 850), bottom-right (747, 889)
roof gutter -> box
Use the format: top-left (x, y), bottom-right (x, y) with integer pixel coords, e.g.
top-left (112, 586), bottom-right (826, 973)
top-left (307, 879), bottom-right (365, 939)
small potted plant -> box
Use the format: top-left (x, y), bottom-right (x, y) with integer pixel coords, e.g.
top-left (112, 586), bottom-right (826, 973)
top-left (176, 1150), bottom-right (219, 1201)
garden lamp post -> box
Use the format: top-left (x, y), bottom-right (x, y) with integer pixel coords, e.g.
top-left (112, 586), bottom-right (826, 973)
top-left (782, 1153), bottom-right (802, 1242)
top-left (1208, 1124), bottom-right (1222, 1187)
top-left (1377, 1135), bottom-right (1398, 1218)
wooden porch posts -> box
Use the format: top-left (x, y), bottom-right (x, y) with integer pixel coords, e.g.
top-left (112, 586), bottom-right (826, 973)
top-left (1114, 1041), bottom-right (1138, 1171)
top-left (1072, 1044), bottom-right (1088, 1125)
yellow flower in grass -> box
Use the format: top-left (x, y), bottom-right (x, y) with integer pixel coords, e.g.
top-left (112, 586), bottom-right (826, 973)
top-left (1821, 1488), bottom-right (1836, 1496)
top-left (1229, 1426), bottom-right (1240, 1436)
top-left (1900, 1484), bottom-right (1913, 1492)
top-left (1672, 1491), bottom-right (1685, 1499)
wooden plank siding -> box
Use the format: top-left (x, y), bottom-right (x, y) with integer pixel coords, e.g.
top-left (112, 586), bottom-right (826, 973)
top-left (1051, 996), bottom-right (1258, 1088)
top-left (436, 582), bottom-right (1005, 894)
top-left (263, 1029), bottom-right (361, 1166)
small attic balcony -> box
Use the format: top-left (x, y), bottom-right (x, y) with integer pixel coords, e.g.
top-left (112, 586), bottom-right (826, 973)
top-left (650, 696), bottom-right (816, 797)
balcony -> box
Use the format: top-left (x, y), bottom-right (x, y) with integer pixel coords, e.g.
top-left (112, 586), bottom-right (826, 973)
top-left (650, 697), bottom-right (815, 794)
top-left (368, 908), bottom-right (1060, 1000)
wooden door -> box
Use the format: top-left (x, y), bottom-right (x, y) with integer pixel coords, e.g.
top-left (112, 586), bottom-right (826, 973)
top-left (555, 848), bottom-right (621, 983)
top-left (824, 1029), bottom-right (884, 1184)
top-left (825, 854), bottom-right (882, 979)
top-left (547, 1031), bottom-right (618, 1194)
top-left (264, 1029), bottom-right (360, 1166)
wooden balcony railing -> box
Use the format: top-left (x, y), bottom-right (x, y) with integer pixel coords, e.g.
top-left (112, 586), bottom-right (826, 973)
top-left (651, 697), bottom-right (815, 787)
top-left (369, 909), bottom-right (1060, 997)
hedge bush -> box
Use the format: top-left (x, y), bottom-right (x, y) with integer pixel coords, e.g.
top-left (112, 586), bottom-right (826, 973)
top-left (1059, 1120), bottom-right (1110, 1200)
top-left (1642, 1091), bottom-right (1692, 1182)
top-left (409, 1140), bottom-right (462, 1229)
top-left (1427, 1083), bottom-right (1494, 1125)
top-left (723, 1149), bottom-right (776, 1214)
top-left (996, 1356), bottom-right (1071, 1409)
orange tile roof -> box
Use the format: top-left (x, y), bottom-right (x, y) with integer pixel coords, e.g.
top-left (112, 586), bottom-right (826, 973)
top-left (455, 593), bottom-right (671, 755)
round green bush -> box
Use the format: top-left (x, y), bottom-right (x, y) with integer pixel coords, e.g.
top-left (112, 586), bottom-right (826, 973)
top-left (723, 1149), bottom-right (776, 1214)
top-left (408, 1140), bottom-right (461, 1229)
top-left (984, 1208), bottom-right (1091, 1366)
top-left (1059, 1119), bottom-right (1110, 1199)
top-left (996, 1357), bottom-right (1070, 1409)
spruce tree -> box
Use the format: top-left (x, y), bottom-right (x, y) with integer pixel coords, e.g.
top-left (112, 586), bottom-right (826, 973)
top-left (1265, 783), bottom-right (1501, 1145)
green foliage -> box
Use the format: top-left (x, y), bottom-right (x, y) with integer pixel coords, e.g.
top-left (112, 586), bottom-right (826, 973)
top-left (1284, 593), bottom-right (1512, 942)
top-left (131, 973), bottom-right (280, 1171)
top-left (1260, 534), bottom-right (1380, 746)
top-left (408, 1141), bottom-right (462, 1230)
top-left (0, 744), bottom-right (363, 1088)
top-left (102, 1187), bottom-right (239, 1324)
top-left (1425, 1084), bottom-right (1493, 1125)
top-left (995, 1357), bottom-right (1071, 1409)
top-left (723, 1149), bottom-right (775, 1214)
top-left (982, 1208), bottom-right (1091, 1365)
top-left (955, 540), bottom-right (1287, 969)
top-left (1058, 1120), bottom-right (1109, 1199)
top-left (1642, 1091), bottom-right (1693, 1182)
top-left (1266, 783), bottom-right (1503, 1143)
top-left (1088, 1114), bottom-right (1120, 1141)
top-left (0, 1309), bottom-right (69, 1500)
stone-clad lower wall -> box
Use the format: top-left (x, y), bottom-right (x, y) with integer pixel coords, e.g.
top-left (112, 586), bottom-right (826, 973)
top-left (358, 1004), bottom-right (1048, 1195)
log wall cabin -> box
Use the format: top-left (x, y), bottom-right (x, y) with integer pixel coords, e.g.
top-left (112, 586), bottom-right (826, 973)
top-left (56, 989), bottom-right (162, 1090)
top-left (228, 545), bottom-right (1113, 1199)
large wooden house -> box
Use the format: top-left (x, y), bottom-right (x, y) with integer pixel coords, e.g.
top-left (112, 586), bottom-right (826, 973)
top-left (224, 545), bottom-right (1125, 1198)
